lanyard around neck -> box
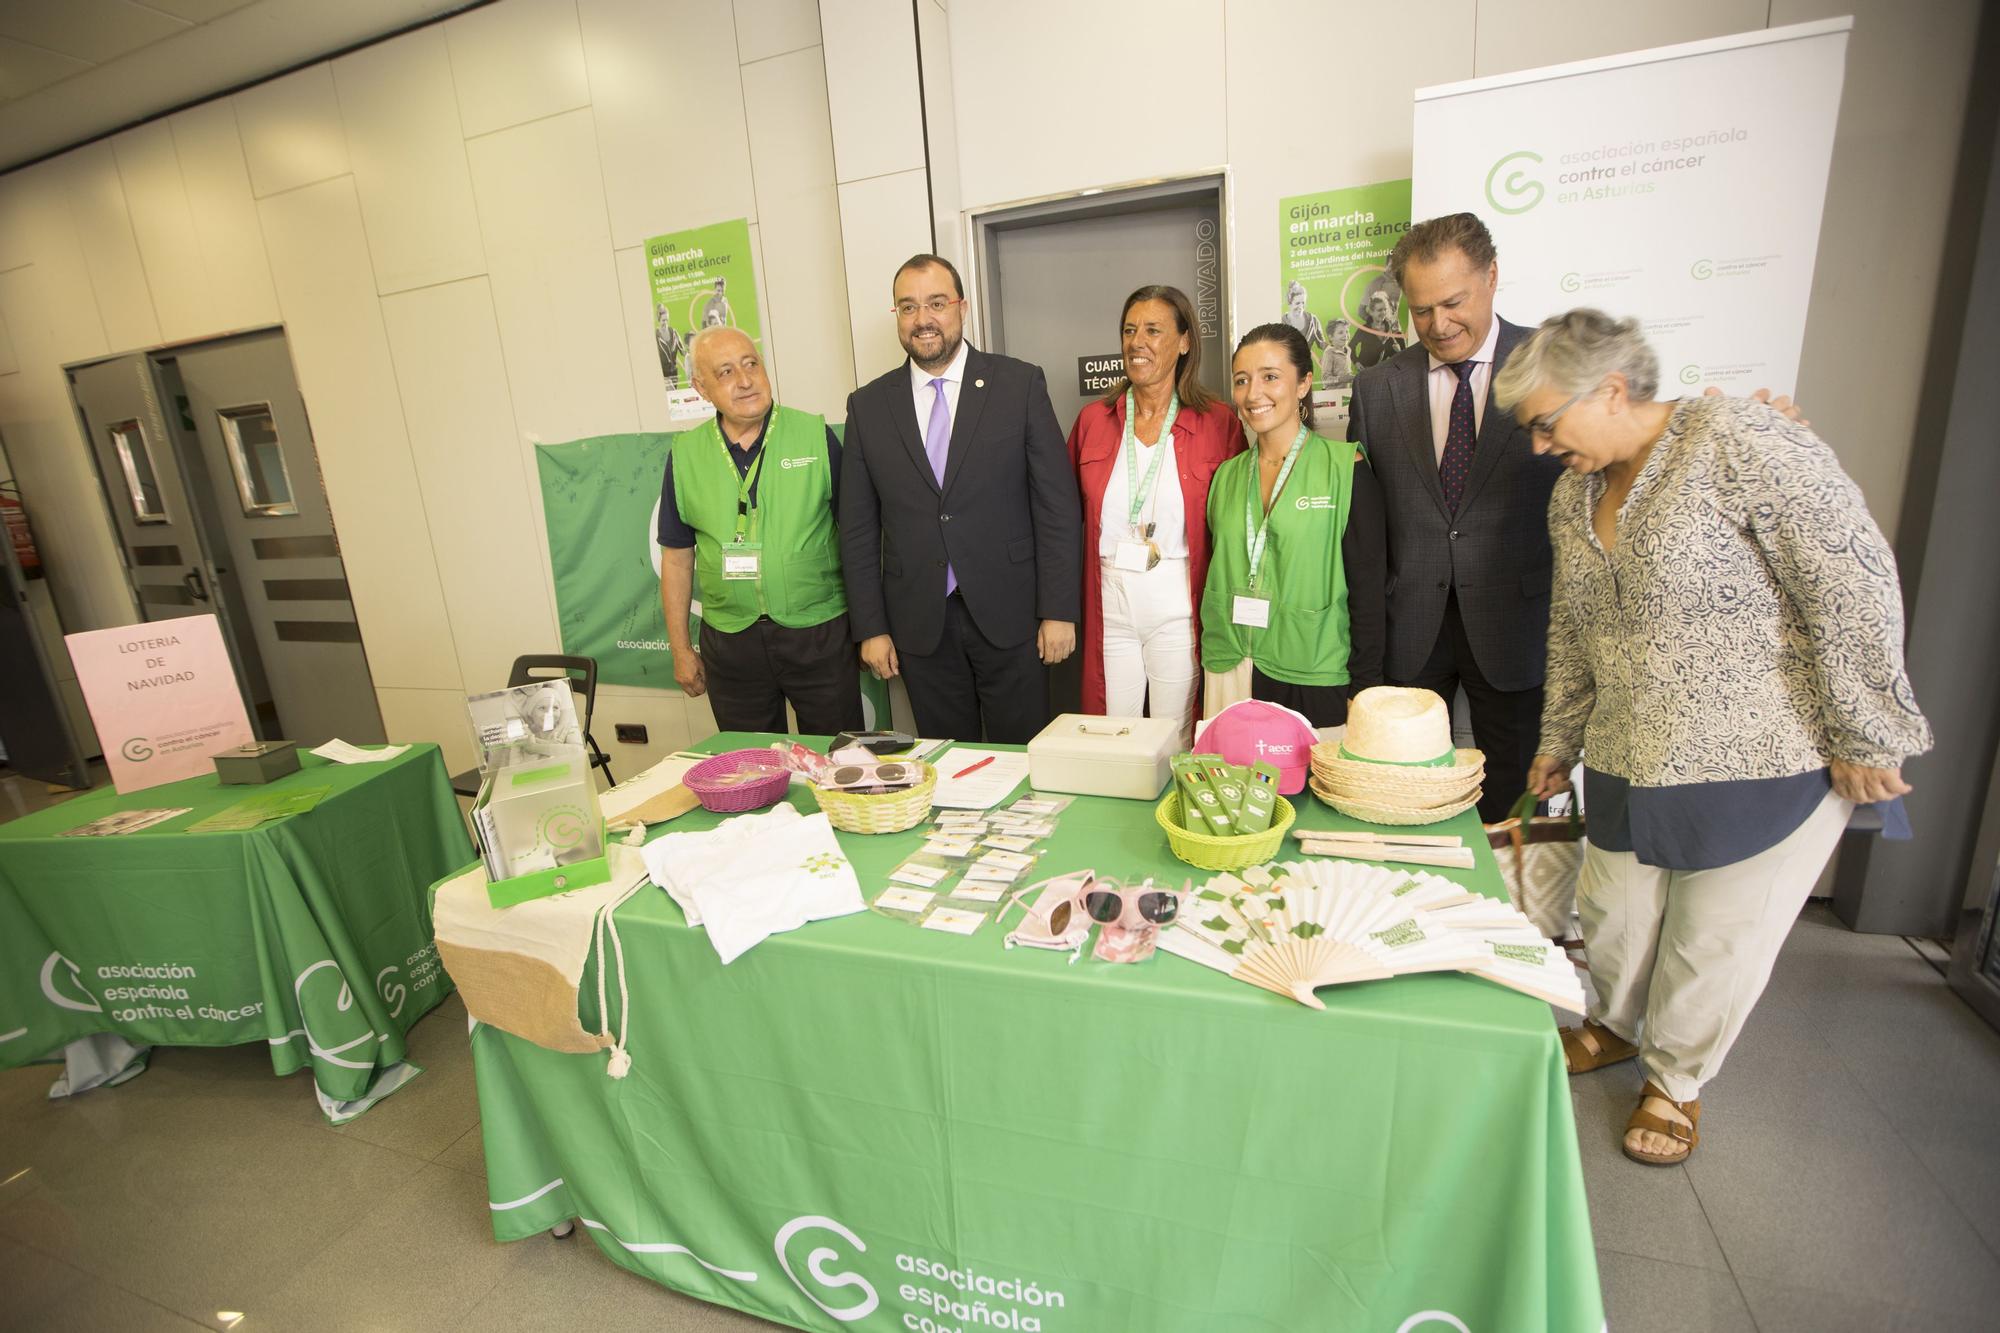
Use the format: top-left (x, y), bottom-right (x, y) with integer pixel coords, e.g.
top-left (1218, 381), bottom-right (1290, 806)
top-left (1245, 426), bottom-right (1308, 590)
top-left (724, 424), bottom-right (765, 542)
top-left (1121, 387), bottom-right (1179, 530)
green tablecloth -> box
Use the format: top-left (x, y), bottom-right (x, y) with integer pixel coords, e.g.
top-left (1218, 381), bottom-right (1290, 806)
top-left (465, 734), bottom-right (1603, 1331)
top-left (0, 745), bottom-right (472, 1118)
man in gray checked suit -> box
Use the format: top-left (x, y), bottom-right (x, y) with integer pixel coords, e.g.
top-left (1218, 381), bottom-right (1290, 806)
top-left (1347, 213), bottom-right (1559, 821)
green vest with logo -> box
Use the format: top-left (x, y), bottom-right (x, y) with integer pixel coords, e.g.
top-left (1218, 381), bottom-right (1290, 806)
top-left (1200, 432), bottom-right (1358, 686)
top-left (670, 406), bottom-right (846, 634)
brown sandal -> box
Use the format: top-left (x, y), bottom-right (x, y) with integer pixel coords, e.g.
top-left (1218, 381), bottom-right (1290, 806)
top-left (1623, 1081), bottom-right (1700, 1166)
top-left (1560, 1020), bottom-right (1639, 1074)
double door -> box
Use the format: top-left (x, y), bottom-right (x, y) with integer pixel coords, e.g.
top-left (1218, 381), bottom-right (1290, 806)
top-left (69, 330), bottom-right (384, 747)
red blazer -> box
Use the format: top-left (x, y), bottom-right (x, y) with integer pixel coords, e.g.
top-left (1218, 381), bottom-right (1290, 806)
top-left (1066, 394), bottom-right (1246, 714)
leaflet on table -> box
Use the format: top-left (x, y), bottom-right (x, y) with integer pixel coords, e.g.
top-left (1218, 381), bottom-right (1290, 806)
top-left (309, 739), bottom-right (411, 764)
top-left (931, 748), bottom-right (1032, 809)
top-left (60, 807), bottom-right (191, 837)
top-left (185, 787), bottom-right (331, 833)
top-left (466, 681), bottom-right (585, 770)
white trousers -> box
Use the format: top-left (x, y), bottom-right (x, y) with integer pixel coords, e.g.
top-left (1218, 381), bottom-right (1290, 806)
top-left (1100, 556), bottom-right (1198, 748)
top-left (1578, 788), bottom-right (1853, 1103)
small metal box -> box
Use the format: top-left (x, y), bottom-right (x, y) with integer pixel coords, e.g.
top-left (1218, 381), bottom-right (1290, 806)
top-left (214, 740), bottom-right (301, 784)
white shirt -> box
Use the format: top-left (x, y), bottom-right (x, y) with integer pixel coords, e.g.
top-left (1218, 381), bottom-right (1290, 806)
top-left (1426, 317), bottom-right (1500, 464)
top-left (908, 339), bottom-right (970, 451)
top-left (1097, 420), bottom-right (1186, 560)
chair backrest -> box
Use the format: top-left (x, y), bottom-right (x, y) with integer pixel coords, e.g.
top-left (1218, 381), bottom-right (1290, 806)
top-left (507, 655), bottom-right (599, 735)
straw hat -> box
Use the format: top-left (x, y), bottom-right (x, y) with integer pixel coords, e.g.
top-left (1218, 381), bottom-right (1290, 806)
top-left (1304, 687), bottom-right (1484, 824)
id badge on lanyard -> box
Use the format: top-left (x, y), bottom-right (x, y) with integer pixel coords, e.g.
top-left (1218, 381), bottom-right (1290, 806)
top-left (1117, 389), bottom-right (1175, 574)
top-left (725, 435), bottom-right (766, 580)
top-left (1236, 426), bottom-right (1306, 629)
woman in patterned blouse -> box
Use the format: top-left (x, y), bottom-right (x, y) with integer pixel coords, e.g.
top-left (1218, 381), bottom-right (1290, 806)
top-left (1497, 309), bottom-right (1931, 1167)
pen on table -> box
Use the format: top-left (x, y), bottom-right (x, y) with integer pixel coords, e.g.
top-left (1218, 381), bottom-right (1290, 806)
top-left (952, 755), bottom-right (995, 780)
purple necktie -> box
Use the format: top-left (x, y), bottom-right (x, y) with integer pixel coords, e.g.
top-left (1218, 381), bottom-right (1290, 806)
top-left (925, 377), bottom-right (957, 597)
top-left (1439, 360), bottom-right (1479, 513)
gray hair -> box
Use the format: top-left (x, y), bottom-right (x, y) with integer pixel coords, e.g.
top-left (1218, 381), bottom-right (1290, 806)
top-left (1492, 308), bottom-right (1659, 411)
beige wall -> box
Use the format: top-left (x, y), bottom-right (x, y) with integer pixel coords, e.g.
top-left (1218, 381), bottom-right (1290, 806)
top-left (0, 0), bottom-right (1980, 774)
top-left (0, 0), bottom-right (924, 776)
top-left (943, 0), bottom-right (1979, 530)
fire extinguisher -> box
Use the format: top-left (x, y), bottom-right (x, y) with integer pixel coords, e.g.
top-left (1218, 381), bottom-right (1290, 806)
top-left (0, 481), bottom-right (42, 573)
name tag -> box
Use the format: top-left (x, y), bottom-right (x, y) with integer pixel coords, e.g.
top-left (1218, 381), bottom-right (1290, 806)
top-left (722, 545), bottom-right (761, 580)
top-left (1113, 539), bottom-right (1154, 573)
top-left (1231, 594), bottom-right (1271, 628)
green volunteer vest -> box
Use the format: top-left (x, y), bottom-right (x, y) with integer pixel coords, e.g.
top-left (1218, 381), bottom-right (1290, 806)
top-left (1200, 432), bottom-right (1359, 686)
top-left (670, 406), bottom-right (846, 633)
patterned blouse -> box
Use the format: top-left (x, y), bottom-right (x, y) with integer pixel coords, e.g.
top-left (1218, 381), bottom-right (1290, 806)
top-left (1538, 396), bottom-right (1931, 785)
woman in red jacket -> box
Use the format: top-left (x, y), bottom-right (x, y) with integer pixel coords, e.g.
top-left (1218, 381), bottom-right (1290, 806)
top-left (1066, 285), bottom-right (1246, 745)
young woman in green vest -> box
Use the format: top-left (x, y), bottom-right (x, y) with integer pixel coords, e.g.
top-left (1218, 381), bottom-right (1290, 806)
top-left (1200, 323), bottom-right (1385, 727)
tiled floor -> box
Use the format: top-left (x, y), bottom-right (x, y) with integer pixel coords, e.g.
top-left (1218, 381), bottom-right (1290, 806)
top-left (3, 902), bottom-right (1997, 1330)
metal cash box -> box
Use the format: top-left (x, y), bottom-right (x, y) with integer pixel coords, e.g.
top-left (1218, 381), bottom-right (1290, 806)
top-left (1026, 714), bottom-right (1180, 800)
top-left (213, 740), bottom-right (301, 784)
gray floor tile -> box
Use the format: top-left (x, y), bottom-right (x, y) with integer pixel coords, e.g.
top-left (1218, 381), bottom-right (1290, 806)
top-left (1571, 1073), bottom-right (1730, 1271)
top-left (1735, 1275), bottom-right (1921, 1333)
top-left (436, 1122), bottom-right (487, 1179)
top-left (1695, 999), bottom-right (1896, 1135)
top-left (2, 1278), bottom-right (211, 1331)
top-left (1684, 1110), bottom-right (2000, 1319)
top-left (0, 1234), bottom-right (88, 1330)
top-left (453, 1225), bottom-right (786, 1331)
top-left (0, 1092), bottom-right (421, 1329)
top-left (230, 1163), bottom-right (516, 1332)
top-left (326, 997), bottom-right (480, 1161)
top-left (1902, 1123), bottom-right (2000, 1260)
top-left (1593, 1249), bottom-right (1755, 1333)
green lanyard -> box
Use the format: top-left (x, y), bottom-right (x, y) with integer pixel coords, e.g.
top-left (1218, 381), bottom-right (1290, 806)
top-left (1244, 426), bottom-right (1308, 593)
top-left (1121, 388), bottom-right (1179, 532)
top-left (727, 430), bottom-right (766, 543)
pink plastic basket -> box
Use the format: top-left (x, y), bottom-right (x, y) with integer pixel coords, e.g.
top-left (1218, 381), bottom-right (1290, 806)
top-left (683, 748), bottom-right (793, 813)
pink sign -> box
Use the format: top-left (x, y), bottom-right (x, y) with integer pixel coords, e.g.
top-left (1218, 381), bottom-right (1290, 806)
top-left (66, 614), bottom-right (255, 794)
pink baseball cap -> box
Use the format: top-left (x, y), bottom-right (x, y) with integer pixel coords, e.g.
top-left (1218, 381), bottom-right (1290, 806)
top-left (1192, 699), bottom-right (1320, 795)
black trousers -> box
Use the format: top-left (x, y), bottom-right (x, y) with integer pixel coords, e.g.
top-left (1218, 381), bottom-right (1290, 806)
top-left (1251, 667), bottom-right (1349, 729)
top-left (1403, 594), bottom-right (1542, 823)
top-left (699, 612), bottom-right (864, 737)
top-left (899, 594), bottom-right (1048, 743)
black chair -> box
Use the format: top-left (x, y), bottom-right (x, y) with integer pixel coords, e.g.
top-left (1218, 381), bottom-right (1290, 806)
top-left (450, 654), bottom-right (616, 798)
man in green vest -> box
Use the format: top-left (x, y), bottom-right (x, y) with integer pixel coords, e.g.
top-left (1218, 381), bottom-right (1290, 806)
top-left (657, 327), bottom-right (862, 735)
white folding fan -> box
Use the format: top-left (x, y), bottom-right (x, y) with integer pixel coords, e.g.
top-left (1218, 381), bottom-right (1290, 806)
top-left (1160, 860), bottom-right (1586, 1012)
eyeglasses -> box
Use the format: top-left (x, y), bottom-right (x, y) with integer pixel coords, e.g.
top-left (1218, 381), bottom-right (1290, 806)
top-left (1525, 389), bottom-right (1587, 439)
top-left (893, 296), bottom-right (962, 319)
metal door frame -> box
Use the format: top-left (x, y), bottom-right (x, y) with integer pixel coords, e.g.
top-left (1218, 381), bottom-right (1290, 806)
top-left (960, 169), bottom-right (1236, 361)
top-left (1947, 737), bottom-right (2000, 1031)
top-left (63, 325), bottom-right (335, 739)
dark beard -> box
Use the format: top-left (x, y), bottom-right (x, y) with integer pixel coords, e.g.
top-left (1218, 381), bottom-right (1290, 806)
top-left (906, 328), bottom-right (963, 374)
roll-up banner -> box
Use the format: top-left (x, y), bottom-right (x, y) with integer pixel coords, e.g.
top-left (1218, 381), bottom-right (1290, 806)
top-left (1412, 17), bottom-right (1850, 394)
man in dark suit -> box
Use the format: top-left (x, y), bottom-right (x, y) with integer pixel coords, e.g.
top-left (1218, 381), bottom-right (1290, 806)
top-left (1347, 214), bottom-right (1558, 820)
top-left (839, 253), bottom-right (1082, 742)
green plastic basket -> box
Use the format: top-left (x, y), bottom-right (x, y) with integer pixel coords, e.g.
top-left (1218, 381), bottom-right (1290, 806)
top-left (1156, 791), bottom-right (1296, 871)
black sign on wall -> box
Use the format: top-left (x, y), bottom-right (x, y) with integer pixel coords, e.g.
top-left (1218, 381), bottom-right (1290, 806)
top-left (1077, 354), bottom-right (1125, 396)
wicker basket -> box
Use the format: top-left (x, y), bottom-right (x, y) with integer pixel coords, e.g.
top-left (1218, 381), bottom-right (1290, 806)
top-left (810, 762), bottom-right (937, 834)
top-left (684, 748), bottom-right (793, 813)
top-left (1156, 791), bottom-right (1296, 871)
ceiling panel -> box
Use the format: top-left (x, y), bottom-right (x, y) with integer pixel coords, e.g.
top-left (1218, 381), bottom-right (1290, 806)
top-left (0, 0), bottom-right (472, 171)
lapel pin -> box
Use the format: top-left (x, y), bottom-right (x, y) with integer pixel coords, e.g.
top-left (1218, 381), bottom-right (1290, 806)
top-left (974, 378), bottom-right (984, 388)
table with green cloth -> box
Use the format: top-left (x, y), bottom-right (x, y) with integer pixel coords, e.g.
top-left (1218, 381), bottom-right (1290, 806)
top-left (0, 744), bottom-right (471, 1120)
top-left (464, 734), bottom-right (1603, 1332)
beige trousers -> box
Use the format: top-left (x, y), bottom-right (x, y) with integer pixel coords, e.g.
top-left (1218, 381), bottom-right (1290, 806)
top-left (1578, 788), bottom-right (1853, 1103)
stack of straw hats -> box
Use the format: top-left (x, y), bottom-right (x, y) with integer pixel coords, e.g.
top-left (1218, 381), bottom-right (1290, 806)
top-left (1308, 687), bottom-right (1484, 824)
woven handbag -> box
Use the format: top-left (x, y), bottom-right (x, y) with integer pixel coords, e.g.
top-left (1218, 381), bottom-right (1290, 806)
top-left (1486, 791), bottom-right (1585, 944)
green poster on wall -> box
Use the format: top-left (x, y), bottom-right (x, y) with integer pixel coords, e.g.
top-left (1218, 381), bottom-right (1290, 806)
top-left (537, 431), bottom-right (891, 728)
top-left (644, 218), bottom-right (761, 425)
top-left (1278, 179), bottom-right (1412, 435)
